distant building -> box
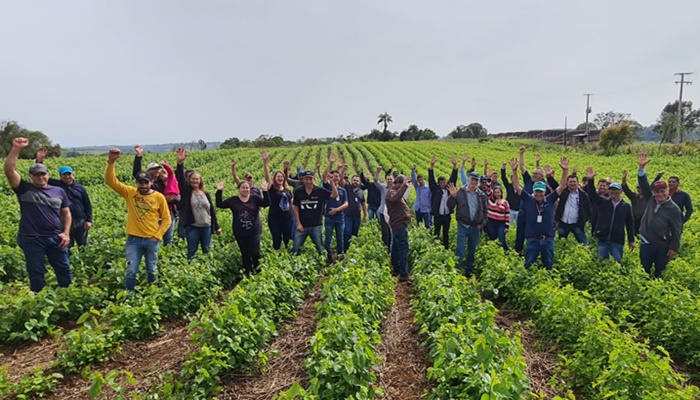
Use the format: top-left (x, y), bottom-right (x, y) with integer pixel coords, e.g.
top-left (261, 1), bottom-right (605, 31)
top-left (490, 129), bottom-right (601, 145)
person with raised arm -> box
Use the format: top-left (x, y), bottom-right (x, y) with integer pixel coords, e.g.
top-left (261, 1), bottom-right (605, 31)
top-left (500, 161), bottom-right (521, 224)
top-left (514, 146), bottom-right (550, 254)
top-left (636, 153), bottom-right (683, 278)
top-left (231, 158), bottom-right (261, 197)
top-left (291, 167), bottom-right (338, 256)
top-left (428, 155), bottom-right (458, 249)
top-left (216, 164), bottom-right (270, 275)
top-left (447, 169), bottom-right (488, 277)
top-left (585, 166), bottom-right (635, 262)
top-left (342, 173), bottom-right (367, 252)
top-left (374, 165), bottom-right (394, 251)
top-left (175, 148), bottom-right (221, 259)
top-left (5, 137), bottom-right (72, 292)
top-left (485, 185), bottom-right (510, 251)
top-left (510, 155), bottom-right (569, 270)
top-left (36, 147), bottom-right (92, 249)
top-left (386, 174), bottom-right (412, 282)
top-left (321, 153), bottom-right (349, 261)
top-left (132, 145), bottom-right (177, 245)
top-left (263, 149), bottom-right (295, 250)
top-left (621, 169), bottom-right (646, 235)
top-left (459, 154), bottom-right (477, 186)
top-left (360, 162), bottom-right (394, 220)
top-left (411, 163), bottom-right (432, 228)
top-left (105, 148), bottom-right (170, 291)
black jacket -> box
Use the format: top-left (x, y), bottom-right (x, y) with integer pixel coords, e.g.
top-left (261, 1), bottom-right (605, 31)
top-left (554, 188), bottom-right (591, 229)
top-left (448, 187), bottom-right (489, 227)
top-left (176, 163), bottom-right (220, 233)
top-left (586, 180), bottom-right (635, 245)
top-left (428, 167), bottom-right (458, 216)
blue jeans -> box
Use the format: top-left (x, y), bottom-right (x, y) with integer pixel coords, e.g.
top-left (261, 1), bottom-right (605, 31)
top-left (343, 215), bottom-right (362, 251)
top-left (640, 242), bottom-right (669, 278)
top-left (324, 217), bottom-right (345, 258)
top-left (416, 211), bottom-right (432, 228)
top-left (456, 223), bottom-right (482, 275)
top-left (391, 225), bottom-right (409, 278)
top-left (125, 235), bottom-right (160, 291)
top-left (557, 223), bottom-right (588, 245)
top-left (485, 220), bottom-right (508, 251)
top-left (269, 214), bottom-right (294, 250)
top-left (17, 235), bottom-right (72, 292)
top-left (525, 236), bottom-right (554, 270)
top-left (185, 225), bottom-right (212, 259)
top-left (368, 205), bottom-right (379, 221)
top-left (509, 210), bottom-right (519, 225)
top-left (598, 241), bottom-right (624, 263)
top-left (292, 225), bottom-right (323, 255)
top-left (162, 213), bottom-right (176, 246)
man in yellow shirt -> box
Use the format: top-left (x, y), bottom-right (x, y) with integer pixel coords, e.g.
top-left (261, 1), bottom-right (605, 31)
top-left (105, 148), bottom-right (171, 291)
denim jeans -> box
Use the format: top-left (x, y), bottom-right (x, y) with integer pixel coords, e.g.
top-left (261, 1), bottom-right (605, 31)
top-left (17, 235), bottom-right (72, 292)
top-left (416, 211), bottom-right (432, 228)
top-left (269, 214), bottom-right (294, 250)
top-left (509, 210), bottom-right (519, 225)
top-left (524, 236), bottom-right (554, 270)
top-left (162, 213), bottom-right (176, 246)
top-left (368, 205), bottom-right (379, 221)
top-left (292, 225), bottom-right (323, 255)
top-left (125, 235), bottom-right (160, 291)
top-left (485, 220), bottom-right (508, 251)
top-left (433, 214), bottom-right (451, 249)
top-left (390, 225), bottom-right (409, 278)
top-left (324, 217), bottom-right (345, 258)
top-left (515, 212), bottom-right (526, 253)
top-left (185, 225), bottom-right (212, 259)
top-left (598, 241), bottom-right (624, 263)
top-left (343, 215), bottom-right (362, 251)
top-left (69, 219), bottom-right (88, 248)
top-left (640, 242), bottom-right (670, 278)
top-left (456, 223), bottom-right (482, 275)
top-left (557, 222), bottom-right (588, 245)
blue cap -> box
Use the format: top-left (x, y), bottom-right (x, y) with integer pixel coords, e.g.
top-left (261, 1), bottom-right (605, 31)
top-left (609, 182), bottom-right (622, 190)
top-left (58, 166), bottom-right (73, 175)
top-left (299, 170), bottom-right (314, 177)
top-left (533, 181), bottom-right (547, 192)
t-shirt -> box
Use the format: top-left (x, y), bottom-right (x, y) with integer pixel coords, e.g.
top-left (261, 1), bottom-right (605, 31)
top-left (323, 183), bottom-right (347, 221)
top-left (218, 194), bottom-right (267, 237)
top-left (344, 183), bottom-right (366, 218)
top-left (293, 186), bottom-right (332, 227)
top-left (13, 180), bottom-right (70, 237)
top-left (521, 191), bottom-right (560, 238)
top-left (190, 192), bottom-right (212, 227)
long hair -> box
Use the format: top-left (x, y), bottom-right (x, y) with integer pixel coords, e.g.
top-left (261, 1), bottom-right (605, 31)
top-left (272, 170), bottom-right (289, 192)
top-left (189, 171), bottom-right (205, 191)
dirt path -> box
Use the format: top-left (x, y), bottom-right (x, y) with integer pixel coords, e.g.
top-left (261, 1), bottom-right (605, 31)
top-left (374, 281), bottom-right (431, 400)
top-left (494, 308), bottom-right (561, 399)
top-left (219, 283), bottom-right (322, 399)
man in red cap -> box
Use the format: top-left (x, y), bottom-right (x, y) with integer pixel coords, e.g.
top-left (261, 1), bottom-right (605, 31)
top-left (636, 153), bottom-right (683, 278)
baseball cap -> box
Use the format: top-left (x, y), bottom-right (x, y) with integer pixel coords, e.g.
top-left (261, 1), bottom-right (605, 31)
top-left (146, 162), bottom-right (161, 171)
top-left (608, 182), bottom-right (622, 190)
top-left (480, 175), bottom-right (489, 181)
top-left (135, 171), bottom-right (152, 182)
top-left (533, 181), bottom-right (547, 192)
top-left (651, 180), bottom-right (668, 191)
top-left (468, 171), bottom-right (480, 180)
top-left (299, 170), bottom-right (314, 177)
top-left (29, 163), bottom-right (48, 175)
top-left (58, 166), bottom-right (73, 175)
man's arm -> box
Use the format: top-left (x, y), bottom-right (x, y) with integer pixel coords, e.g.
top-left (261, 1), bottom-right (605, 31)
top-left (175, 148), bottom-right (187, 187)
top-left (292, 204), bottom-right (303, 232)
top-left (4, 137), bottom-right (27, 189)
top-left (683, 193), bottom-right (693, 223)
top-left (230, 159), bottom-right (241, 186)
top-left (59, 207), bottom-right (71, 248)
top-left (509, 158), bottom-right (523, 196)
top-left (518, 146), bottom-right (527, 174)
top-left (585, 167), bottom-right (602, 205)
top-left (105, 149), bottom-right (129, 197)
top-left (637, 153), bottom-right (652, 201)
top-left (625, 206), bottom-right (635, 249)
top-left (155, 194), bottom-right (172, 241)
top-left (621, 170), bottom-right (635, 201)
top-left (554, 157), bottom-right (569, 196)
top-left (386, 181), bottom-right (409, 203)
top-left (411, 166), bottom-right (419, 189)
top-left (133, 145), bottom-right (143, 177)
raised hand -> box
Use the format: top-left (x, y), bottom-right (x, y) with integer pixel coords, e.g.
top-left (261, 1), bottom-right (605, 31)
top-left (450, 155), bottom-right (457, 166)
top-left (177, 147), bottom-right (187, 163)
top-left (586, 166), bottom-right (596, 179)
top-left (509, 158), bottom-right (518, 171)
top-left (572, 166), bottom-right (579, 175)
top-left (471, 157), bottom-right (477, 169)
top-left (487, 168), bottom-right (494, 176)
top-left (261, 149), bottom-right (269, 161)
top-left (134, 145), bottom-right (143, 157)
top-left (637, 153), bottom-right (651, 168)
top-left (13, 137), bottom-right (29, 148)
top-left (230, 159), bottom-right (237, 168)
top-left (559, 157), bottom-right (569, 170)
top-left (622, 170), bottom-right (628, 180)
top-left (108, 148), bottom-right (121, 163)
top-left (447, 182), bottom-right (458, 197)
top-left (431, 155), bottom-right (437, 166)
top-left (217, 181), bottom-right (225, 190)
top-left (461, 153), bottom-right (468, 163)
top-left (390, 163), bottom-right (396, 169)
top-left (484, 159), bottom-right (489, 167)
top-left (36, 147), bottom-right (47, 162)
top-left (544, 164), bottom-right (554, 177)
top-left (376, 165), bottom-right (383, 173)
top-left (501, 162), bottom-right (507, 170)
top-left (656, 171), bottom-right (665, 178)
top-left (412, 163), bottom-right (417, 170)
top-left (519, 145), bottom-right (526, 154)
top-left (535, 153), bottom-right (541, 163)
top-left (260, 181), bottom-right (269, 191)
top-left (283, 160), bottom-right (290, 170)
top-left (328, 153), bottom-right (336, 163)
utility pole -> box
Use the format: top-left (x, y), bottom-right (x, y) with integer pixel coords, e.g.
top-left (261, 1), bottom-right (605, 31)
top-left (674, 73), bottom-right (693, 145)
top-left (583, 94), bottom-right (593, 143)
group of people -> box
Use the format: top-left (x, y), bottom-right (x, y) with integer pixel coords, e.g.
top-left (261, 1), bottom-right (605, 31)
top-left (4, 137), bottom-right (694, 293)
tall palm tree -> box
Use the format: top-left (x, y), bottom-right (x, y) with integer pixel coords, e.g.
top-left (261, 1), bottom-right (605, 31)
top-left (377, 112), bottom-right (393, 134)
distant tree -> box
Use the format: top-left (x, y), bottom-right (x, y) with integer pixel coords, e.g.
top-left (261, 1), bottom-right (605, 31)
top-left (198, 139), bottom-right (207, 150)
top-left (576, 122), bottom-right (598, 131)
top-left (377, 112), bottom-right (393, 134)
top-left (219, 137), bottom-right (241, 149)
top-left (654, 113), bottom-right (679, 143)
top-left (594, 111), bottom-right (632, 129)
top-left (418, 128), bottom-right (438, 141)
top-left (448, 123), bottom-right (487, 139)
top-left (399, 125), bottom-right (421, 141)
top-left (653, 100), bottom-right (700, 143)
top-left (599, 123), bottom-right (636, 154)
top-left (0, 120), bottom-right (61, 158)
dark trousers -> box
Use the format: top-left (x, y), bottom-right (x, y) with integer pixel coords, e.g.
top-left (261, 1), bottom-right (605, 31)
top-left (343, 215), bottom-right (362, 251)
top-left (378, 212), bottom-right (391, 251)
top-left (17, 235), bottom-right (72, 292)
top-left (433, 214), bottom-right (451, 249)
top-left (235, 234), bottom-right (262, 275)
top-left (268, 214), bottom-right (294, 250)
top-left (485, 220), bottom-right (508, 251)
top-left (69, 219), bottom-right (88, 248)
top-left (640, 242), bottom-right (670, 278)
top-left (390, 225), bottom-right (409, 278)
top-left (515, 212), bottom-right (526, 253)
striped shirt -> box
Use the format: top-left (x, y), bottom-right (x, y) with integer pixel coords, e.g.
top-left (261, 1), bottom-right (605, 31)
top-left (487, 198), bottom-right (511, 227)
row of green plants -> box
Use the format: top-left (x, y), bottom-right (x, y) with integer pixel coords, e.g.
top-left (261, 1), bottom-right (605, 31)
top-left (409, 229), bottom-right (531, 399)
top-left (156, 250), bottom-right (321, 398)
top-left (475, 241), bottom-right (700, 399)
top-left (551, 237), bottom-right (700, 368)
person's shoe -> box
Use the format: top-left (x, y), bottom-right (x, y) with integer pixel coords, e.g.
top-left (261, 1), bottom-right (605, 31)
top-left (399, 276), bottom-right (412, 283)
top-left (391, 271), bottom-right (399, 277)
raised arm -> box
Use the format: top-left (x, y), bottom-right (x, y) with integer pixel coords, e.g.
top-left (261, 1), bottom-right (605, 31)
top-left (449, 156), bottom-right (458, 185)
top-left (323, 153), bottom-right (335, 182)
top-left (230, 159), bottom-right (241, 186)
top-left (637, 153), bottom-right (652, 201)
top-left (518, 146), bottom-right (527, 174)
top-left (175, 148), bottom-right (187, 187)
top-left (554, 157), bottom-right (569, 196)
top-left (133, 145), bottom-right (143, 177)
top-left (585, 166), bottom-right (602, 205)
top-left (509, 158), bottom-right (523, 196)
top-left (428, 156), bottom-right (437, 190)
top-left (4, 137), bottom-right (27, 189)
top-left (411, 165), bottom-right (419, 189)
top-left (262, 149), bottom-right (272, 186)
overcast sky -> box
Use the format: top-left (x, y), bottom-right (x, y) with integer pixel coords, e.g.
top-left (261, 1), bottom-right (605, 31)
top-left (2, 0), bottom-right (699, 147)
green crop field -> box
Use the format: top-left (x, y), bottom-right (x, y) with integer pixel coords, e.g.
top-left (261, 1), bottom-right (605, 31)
top-left (1, 139), bottom-right (699, 399)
